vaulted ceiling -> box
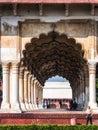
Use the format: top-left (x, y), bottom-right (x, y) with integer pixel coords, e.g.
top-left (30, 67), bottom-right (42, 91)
top-left (21, 31), bottom-right (87, 87)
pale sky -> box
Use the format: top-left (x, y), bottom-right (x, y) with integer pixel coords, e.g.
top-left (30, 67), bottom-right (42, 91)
top-left (46, 75), bottom-right (68, 82)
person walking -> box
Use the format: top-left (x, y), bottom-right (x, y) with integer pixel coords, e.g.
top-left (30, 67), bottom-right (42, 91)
top-left (86, 106), bottom-right (93, 125)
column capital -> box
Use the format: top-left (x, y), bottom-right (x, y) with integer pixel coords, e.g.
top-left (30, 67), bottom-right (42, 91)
top-left (11, 62), bottom-right (19, 75)
top-left (34, 79), bottom-right (38, 85)
top-left (2, 62), bottom-right (10, 67)
top-left (19, 66), bottom-right (24, 71)
top-left (31, 75), bottom-right (35, 80)
top-left (27, 74), bottom-right (32, 85)
top-left (88, 59), bottom-right (97, 65)
top-left (19, 67), bottom-right (24, 78)
top-left (24, 70), bottom-right (29, 79)
top-left (11, 62), bottom-right (20, 67)
top-left (19, 67), bottom-right (24, 73)
top-left (88, 59), bottom-right (97, 74)
top-left (2, 62), bottom-right (10, 74)
top-left (28, 74), bottom-right (32, 80)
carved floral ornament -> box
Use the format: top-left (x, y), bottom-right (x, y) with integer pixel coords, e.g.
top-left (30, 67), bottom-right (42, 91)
top-left (21, 31), bottom-right (87, 87)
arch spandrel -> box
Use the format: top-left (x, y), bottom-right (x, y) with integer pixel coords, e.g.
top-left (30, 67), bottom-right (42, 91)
top-left (21, 31), bottom-right (87, 88)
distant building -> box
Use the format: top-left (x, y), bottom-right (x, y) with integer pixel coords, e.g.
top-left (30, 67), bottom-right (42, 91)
top-left (43, 81), bottom-right (72, 99)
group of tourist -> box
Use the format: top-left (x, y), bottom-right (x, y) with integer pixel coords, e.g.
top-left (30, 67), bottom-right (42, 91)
top-left (42, 98), bottom-right (78, 110)
top-left (42, 99), bottom-right (69, 109)
top-left (42, 98), bottom-right (93, 125)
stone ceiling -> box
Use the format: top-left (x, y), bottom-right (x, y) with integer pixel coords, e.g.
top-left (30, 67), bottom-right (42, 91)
top-left (21, 31), bottom-right (87, 87)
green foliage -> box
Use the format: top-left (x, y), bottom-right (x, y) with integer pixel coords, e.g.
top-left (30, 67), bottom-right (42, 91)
top-left (0, 64), bottom-right (2, 79)
top-left (96, 78), bottom-right (98, 88)
top-left (0, 124), bottom-right (97, 130)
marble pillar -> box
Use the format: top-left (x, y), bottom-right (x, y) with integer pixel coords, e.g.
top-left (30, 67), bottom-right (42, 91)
top-left (1, 62), bottom-right (10, 111)
top-left (31, 77), bottom-right (35, 109)
top-left (10, 62), bottom-right (21, 112)
top-left (28, 74), bottom-right (32, 110)
top-left (24, 70), bottom-right (29, 110)
top-left (88, 61), bottom-right (97, 108)
top-left (33, 80), bottom-right (37, 109)
top-left (19, 67), bottom-right (26, 111)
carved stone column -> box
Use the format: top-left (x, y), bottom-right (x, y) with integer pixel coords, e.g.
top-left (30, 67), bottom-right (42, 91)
top-left (33, 79), bottom-right (37, 109)
top-left (28, 74), bottom-right (32, 110)
top-left (31, 77), bottom-right (35, 109)
top-left (38, 86), bottom-right (41, 108)
top-left (39, 86), bottom-right (43, 109)
top-left (1, 62), bottom-right (10, 111)
top-left (29, 75), bottom-right (33, 110)
top-left (24, 70), bottom-right (29, 110)
top-left (78, 75), bottom-right (84, 104)
top-left (19, 67), bottom-right (26, 111)
top-left (10, 62), bottom-right (21, 112)
top-left (36, 82), bottom-right (39, 108)
top-left (84, 66), bottom-right (89, 110)
top-left (88, 61), bottom-right (97, 108)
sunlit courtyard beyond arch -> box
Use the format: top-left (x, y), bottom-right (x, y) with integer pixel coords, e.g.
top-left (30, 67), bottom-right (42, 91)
top-left (43, 76), bottom-right (72, 109)
top-left (43, 75), bottom-right (72, 99)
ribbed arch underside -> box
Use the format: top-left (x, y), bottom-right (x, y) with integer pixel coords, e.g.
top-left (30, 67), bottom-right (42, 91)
top-left (21, 31), bottom-right (87, 87)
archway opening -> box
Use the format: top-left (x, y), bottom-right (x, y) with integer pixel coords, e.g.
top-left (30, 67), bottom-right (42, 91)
top-left (21, 31), bottom-right (87, 110)
top-left (43, 75), bottom-right (72, 109)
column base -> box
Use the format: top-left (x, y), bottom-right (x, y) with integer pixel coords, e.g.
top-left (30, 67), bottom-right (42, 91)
top-left (33, 104), bottom-right (38, 109)
top-left (88, 102), bottom-right (97, 108)
top-left (32, 104), bottom-right (35, 109)
top-left (20, 102), bottom-right (27, 112)
top-left (25, 103), bottom-right (31, 111)
top-left (29, 103), bottom-right (33, 110)
top-left (39, 104), bottom-right (43, 109)
top-left (0, 102), bottom-right (10, 111)
top-left (10, 102), bottom-right (22, 113)
top-left (92, 107), bottom-right (98, 113)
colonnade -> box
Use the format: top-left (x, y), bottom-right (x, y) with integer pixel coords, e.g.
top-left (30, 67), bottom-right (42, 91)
top-left (1, 62), bottom-right (43, 113)
top-left (0, 59), bottom-right (98, 113)
top-left (72, 59), bottom-right (98, 110)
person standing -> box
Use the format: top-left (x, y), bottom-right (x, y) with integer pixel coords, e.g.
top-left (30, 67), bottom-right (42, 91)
top-left (86, 106), bottom-right (93, 125)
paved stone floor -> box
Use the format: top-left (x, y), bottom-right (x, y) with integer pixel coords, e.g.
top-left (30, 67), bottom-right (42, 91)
top-left (26, 108), bottom-right (86, 113)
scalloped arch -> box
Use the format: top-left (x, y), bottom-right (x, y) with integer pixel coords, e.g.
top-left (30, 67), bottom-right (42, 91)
top-left (22, 31), bottom-right (87, 87)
